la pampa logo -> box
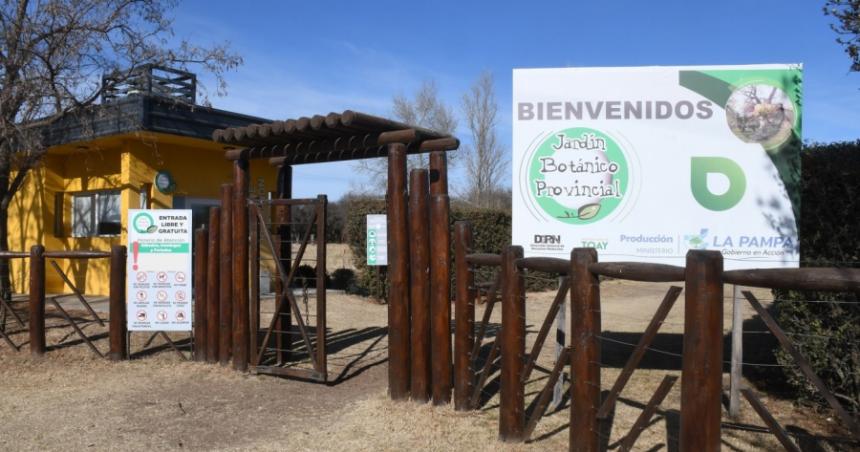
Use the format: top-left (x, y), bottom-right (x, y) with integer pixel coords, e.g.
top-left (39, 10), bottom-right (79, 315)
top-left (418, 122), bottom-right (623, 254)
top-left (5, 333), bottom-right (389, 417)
top-left (684, 229), bottom-right (709, 250)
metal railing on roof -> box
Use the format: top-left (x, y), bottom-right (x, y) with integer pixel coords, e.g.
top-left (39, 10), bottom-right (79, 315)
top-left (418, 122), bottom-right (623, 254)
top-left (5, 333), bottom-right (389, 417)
top-left (102, 65), bottom-right (196, 104)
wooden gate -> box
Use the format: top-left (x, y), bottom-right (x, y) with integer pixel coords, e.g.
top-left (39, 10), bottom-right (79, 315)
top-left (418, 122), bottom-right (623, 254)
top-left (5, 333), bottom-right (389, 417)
top-left (249, 196), bottom-right (328, 382)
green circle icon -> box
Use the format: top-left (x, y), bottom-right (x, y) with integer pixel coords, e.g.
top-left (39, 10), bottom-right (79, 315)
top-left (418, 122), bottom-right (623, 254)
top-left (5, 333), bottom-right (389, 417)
top-left (133, 212), bottom-right (156, 233)
top-left (528, 127), bottom-right (628, 225)
top-left (154, 170), bottom-right (176, 194)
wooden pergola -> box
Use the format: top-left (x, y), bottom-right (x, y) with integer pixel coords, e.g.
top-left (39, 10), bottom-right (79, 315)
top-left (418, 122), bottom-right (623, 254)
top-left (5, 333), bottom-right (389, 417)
top-left (213, 110), bottom-right (458, 401)
top-left (214, 110), bottom-right (458, 164)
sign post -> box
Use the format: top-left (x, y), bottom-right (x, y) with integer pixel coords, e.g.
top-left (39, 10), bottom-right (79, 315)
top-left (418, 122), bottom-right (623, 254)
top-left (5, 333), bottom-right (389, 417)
top-left (127, 209), bottom-right (193, 332)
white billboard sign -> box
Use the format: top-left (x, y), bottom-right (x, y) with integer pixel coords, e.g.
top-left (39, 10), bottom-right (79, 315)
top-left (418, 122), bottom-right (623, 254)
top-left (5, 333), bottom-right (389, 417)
top-left (127, 209), bottom-right (193, 331)
top-left (513, 64), bottom-right (802, 269)
top-left (367, 214), bottom-right (388, 266)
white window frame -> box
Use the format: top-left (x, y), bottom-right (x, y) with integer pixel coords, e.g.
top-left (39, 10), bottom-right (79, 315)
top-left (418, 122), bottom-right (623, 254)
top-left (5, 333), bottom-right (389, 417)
top-left (71, 190), bottom-right (122, 238)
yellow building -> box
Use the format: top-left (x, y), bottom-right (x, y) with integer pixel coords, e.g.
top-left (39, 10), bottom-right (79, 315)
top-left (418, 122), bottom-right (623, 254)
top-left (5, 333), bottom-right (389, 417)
top-left (10, 67), bottom-right (275, 295)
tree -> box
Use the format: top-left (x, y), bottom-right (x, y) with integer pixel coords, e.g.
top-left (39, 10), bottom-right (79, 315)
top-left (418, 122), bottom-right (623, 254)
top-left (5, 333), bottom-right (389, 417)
top-left (392, 80), bottom-right (459, 159)
top-left (354, 80), bottom-right (457, 191)
top-left (461, 71), bottom-right (507, 209)
top-left (0, 0), bottom-right (241, 299)
top-left (824, 0), bottom-right (860, 71)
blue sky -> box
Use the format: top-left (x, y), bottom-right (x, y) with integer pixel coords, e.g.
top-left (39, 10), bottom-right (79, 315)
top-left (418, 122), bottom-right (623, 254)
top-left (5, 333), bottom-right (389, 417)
top-left (174, 0), bottom-right (860, 200)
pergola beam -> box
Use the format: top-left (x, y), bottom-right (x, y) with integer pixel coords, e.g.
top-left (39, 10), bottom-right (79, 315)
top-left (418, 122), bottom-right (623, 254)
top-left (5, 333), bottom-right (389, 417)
top-left (215, 109), bottom-right (457, 164)
top-left (263, 137), bottom-right (459, 166)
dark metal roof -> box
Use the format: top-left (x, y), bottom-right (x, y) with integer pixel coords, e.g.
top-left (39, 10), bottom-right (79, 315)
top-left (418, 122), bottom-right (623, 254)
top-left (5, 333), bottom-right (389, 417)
top-left (43, 94), bottom-right (269, 147)
top-left (213, 110), bottom-right (459, 165)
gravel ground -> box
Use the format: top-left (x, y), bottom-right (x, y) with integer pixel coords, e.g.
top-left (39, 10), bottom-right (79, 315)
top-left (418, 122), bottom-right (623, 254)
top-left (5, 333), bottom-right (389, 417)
top-left (0, 281), bottom-right (854, 451)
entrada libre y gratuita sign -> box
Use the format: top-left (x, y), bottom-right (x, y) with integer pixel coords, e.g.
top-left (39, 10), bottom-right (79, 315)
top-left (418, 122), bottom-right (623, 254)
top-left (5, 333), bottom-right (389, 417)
top-left (512, 64), bottom-right (801, 270)
top-left (127, 209), bottom-right (193, 331)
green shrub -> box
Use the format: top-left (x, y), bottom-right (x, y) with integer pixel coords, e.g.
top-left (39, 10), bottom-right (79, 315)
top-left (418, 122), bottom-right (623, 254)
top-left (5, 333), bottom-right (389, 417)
top-left (448, 205), bottom-right (556, 292)
top-left (773, 141), bottom-right (860, 414)
top-left (291, 264), bottom-right (317, 288)
top-left (343, 196), bottom-right (556, 302)
top-left (330, 268), bottom-right (356, 291)
top-left (449, 205), bottom-right (513, 291)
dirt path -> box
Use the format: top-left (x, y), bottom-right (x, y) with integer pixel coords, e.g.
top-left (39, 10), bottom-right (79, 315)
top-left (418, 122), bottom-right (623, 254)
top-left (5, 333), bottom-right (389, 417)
top-left (0, 355), bottom-right (386, 451)
top-left (0, 282), bottom-right (852, 451)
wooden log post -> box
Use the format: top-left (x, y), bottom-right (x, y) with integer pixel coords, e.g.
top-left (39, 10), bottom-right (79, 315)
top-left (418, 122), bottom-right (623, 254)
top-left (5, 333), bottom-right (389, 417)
top-left (553, 279), bottom-right (567, 410)
top-left (29, 245), bottom-right (46, 356)
top-left (193, 228), bottom-right (208, 361)
top-left (315, 194), bottom-right (328, 379)
top-left (729, 284), bottom-right (743, 419)
top-left (274, 164), bottom-right (292, 364)
top-left (233, 157), bottom-right (250, 371)
top-left (429, 151), bottom-right (452, 405)
top-left (499, 245), bottom-right (525, 442)
top-left (206, 207), bottom-right (221, 363)
top-left (453, 221), bottom-right (475, 411)
top-left (680, 250), bottom-right (724, 452)
top-left (219, 184), bottom-right (233, 365)
top-left (409, 169), bottom-right (432, 403)
top-left (570, 248), bottom-right (601, 452)
top-left (249, 203), bottom-right (259, 364)
top-left (387, 142), bottom-right (411, 400)
top-left (108, 245), bottom-right (128, 360)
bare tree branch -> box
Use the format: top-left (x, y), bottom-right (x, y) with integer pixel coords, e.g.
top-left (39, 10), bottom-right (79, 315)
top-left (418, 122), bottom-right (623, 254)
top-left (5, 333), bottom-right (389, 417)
top-left (0, 0), bottom-right (243, 298)
top-left (353, 79), bottom-right (457, 192)
top-left (824, 0), bottom-right (860, 72)
top-left (460, 71), bottom-right (507, 209)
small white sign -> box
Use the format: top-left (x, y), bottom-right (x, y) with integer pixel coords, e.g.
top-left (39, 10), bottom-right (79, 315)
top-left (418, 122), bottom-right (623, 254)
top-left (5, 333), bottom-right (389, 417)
top-left (366, 214), bottom-right (388, 266)
top-left (127, 209), bottom-right (193, 331)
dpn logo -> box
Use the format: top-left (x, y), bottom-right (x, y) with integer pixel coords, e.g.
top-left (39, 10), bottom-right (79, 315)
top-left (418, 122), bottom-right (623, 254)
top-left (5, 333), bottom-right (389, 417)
top-left (534, 234), bottom-right (562, 244)
top-left (690, 157), bottom-right (746, 211)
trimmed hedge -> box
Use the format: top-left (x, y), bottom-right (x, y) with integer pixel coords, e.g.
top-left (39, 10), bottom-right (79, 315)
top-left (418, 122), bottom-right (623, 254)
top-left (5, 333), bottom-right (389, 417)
top-left (773, 141), bottom-right (860, 415)
top-left (343, 197), bottom-right (388, 300)
top-left (343, 197), bottom-right (555, 302)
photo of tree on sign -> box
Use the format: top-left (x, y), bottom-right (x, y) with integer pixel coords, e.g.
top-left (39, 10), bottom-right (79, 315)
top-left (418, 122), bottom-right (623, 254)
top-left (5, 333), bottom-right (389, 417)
top-left (726, 84), bottom-right (797, 148)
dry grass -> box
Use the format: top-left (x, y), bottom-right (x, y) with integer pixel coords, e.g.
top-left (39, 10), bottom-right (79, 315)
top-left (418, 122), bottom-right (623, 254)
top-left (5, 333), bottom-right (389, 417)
top-left (294, 243), bottom-right (355, 273)
top-left (0, 280), bottom-right (854, 451)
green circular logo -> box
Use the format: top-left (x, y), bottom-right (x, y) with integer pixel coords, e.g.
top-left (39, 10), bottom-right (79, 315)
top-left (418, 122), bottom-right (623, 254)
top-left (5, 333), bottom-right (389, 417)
top-left (133, 212), bottom-right (157, 233)
top-left (154, 170), bottom-right (176, 194)
top-left (528, 127), bottom-right (628, 225)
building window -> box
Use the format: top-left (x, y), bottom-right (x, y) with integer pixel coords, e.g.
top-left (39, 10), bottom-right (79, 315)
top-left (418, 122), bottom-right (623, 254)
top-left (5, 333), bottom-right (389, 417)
top-left (139, 183), bottom-right (152, 209)
top-left (72, 190), bottom-right (121, 237)
top-left (173, 196), bottom-right (220, 230)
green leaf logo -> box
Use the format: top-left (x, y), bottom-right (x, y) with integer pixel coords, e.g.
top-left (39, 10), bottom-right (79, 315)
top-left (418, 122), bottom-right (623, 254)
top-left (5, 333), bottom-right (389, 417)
top-left (577, 203), bottom-right (601, 220)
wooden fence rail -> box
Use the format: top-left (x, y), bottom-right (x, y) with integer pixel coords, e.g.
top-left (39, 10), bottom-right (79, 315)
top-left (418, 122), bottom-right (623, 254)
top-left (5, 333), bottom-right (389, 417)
top-left (452, 243), bottom-right (860, 450)
top-left (8, 246), bottom-right (127, 358)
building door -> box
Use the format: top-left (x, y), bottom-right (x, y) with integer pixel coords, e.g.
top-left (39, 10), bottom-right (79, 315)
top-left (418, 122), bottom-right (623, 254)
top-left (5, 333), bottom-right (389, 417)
top-left (172, 196), bottom-right (221, 230)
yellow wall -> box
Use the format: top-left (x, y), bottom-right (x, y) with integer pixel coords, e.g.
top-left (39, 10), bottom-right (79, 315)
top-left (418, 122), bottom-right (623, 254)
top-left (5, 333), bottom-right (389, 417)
top-left (8, 132), bottom-right (278, 295)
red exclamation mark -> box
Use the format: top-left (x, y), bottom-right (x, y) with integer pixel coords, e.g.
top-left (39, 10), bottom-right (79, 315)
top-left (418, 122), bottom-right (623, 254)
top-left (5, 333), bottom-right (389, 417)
top-left (132, 241), bottom-right (139, 270)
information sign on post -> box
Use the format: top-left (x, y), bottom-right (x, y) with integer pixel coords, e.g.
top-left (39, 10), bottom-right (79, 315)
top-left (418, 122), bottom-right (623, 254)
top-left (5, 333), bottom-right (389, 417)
top-left (127, 209), bottom-right (193, 331)
top-left (366, 214), bottom-right (388, 266)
